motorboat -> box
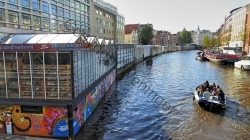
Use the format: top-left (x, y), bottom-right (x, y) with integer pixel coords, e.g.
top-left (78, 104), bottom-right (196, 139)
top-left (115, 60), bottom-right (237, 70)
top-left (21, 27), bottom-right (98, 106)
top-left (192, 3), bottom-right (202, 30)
top-left (234, 60), bottom-right (250, 70)
top-left (195, 51), bottom-right (204, 60)
top-left (146, 58), bottom-right (153, 65)
top-left (193, 89), bottom-right (226, 110)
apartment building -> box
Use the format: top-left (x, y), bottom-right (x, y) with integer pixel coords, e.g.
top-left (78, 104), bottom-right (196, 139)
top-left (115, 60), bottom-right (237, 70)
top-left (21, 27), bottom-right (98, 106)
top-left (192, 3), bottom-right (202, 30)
top-left (116, 13), bottom-right (125, 43)
top-left (191, 26), bottom-right (212, 46)
top-left (90, 0), bottom-right (125, 43)
top-left (124, 24), bottom-right (139, 44)
top-left (0, 0), bottom-right (91, 40)
top-left (152, 30), bottom-right (170, 46)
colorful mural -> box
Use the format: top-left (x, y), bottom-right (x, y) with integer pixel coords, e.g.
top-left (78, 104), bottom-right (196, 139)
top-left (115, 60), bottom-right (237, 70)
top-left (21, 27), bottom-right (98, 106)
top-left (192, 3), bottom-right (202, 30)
top-left (0, 68), bottom-right (116, 138)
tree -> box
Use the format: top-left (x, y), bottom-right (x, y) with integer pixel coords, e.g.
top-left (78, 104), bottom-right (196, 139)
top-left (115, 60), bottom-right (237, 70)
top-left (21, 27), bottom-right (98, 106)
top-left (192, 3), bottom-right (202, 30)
top-left (222, 33), bottom-right (231, 47)
top-left (179, 28), bottom-right (192, 45)
top-left (210, 36), bottom-right (216, 48)
top-left (139, 25), bottom-right (154, 45)
top-left (202, 35), bottom-right (211, 48)
top-left (235, 27), bottom-right (250, 51)
top-left (215, 35), bottom-right (221, 47)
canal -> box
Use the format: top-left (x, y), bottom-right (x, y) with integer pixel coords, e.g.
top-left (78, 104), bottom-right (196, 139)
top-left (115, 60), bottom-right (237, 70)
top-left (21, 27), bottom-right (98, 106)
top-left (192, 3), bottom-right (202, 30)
top-left (78, 50), bottom-right (250, 140)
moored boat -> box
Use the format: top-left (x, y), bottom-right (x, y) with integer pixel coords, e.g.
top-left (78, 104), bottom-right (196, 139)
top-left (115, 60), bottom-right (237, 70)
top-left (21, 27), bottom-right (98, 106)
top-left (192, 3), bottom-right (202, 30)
top-left (146, 57), bottom-right (153, 65)
top-left (195, 51), bottom-right (204, 60)
top-left (204, 52), bottom-right (239, 65)
top-left (234, 60), bottom-right (250, 70)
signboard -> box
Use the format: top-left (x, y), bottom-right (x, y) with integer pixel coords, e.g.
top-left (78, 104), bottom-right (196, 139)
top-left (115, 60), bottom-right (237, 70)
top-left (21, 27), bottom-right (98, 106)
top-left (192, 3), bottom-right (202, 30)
top-left (0, 43), bottom-right (92, 52)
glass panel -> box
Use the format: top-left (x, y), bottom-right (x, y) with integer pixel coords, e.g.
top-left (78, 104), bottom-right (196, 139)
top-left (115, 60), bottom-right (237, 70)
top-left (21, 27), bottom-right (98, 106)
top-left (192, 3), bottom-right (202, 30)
top-left (22, 0), bottom-right (30, 7)
top-left (50, 34), bottom-right (74, 43)
top-left (32, 0), bottom-right (40, 10)
top-left (45, 53), bottom-right (58, 99)
top-left (58, 53), bottom-right (71, 99)
top-left (8, 10), bottom-right (18, 23)
top-left (42, 18), bottom-right (49, 31)
top-left (0, 2), bottom-right (4, 7)
top-left (51, 20), bottom-right (58, 29)
top-left (32, 53), bottom-right (44, 99)
top-left (51, 5), bottom-right (57, 15)
top-left (58, 7), bottom-right (63, 17)
top-left (25, 34), bottom-right (47, 44)
top-left (18, 53), bottom-right (32, 98)
top-left (0, 9), bottom-right (4, 21)
top-left (42, 2), bottom-right (49, 13)
top-left (33, 16), bottom-right (41, 31)
top-left (21, 14), bottom-right (31, 30)
top-left (8, 0), bottom-right (18, 4)
top-left (37, 34), bottom-right (58, 43)
top-left (5, 34), bottom-right (35, 44)
top-left (0, 53), bottom-right (6, 98)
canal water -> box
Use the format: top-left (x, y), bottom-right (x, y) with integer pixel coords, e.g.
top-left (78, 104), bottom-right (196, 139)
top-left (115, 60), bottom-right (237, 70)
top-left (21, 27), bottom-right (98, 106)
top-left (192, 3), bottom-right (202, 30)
top-left (78, 50), bottom-right (250, 140)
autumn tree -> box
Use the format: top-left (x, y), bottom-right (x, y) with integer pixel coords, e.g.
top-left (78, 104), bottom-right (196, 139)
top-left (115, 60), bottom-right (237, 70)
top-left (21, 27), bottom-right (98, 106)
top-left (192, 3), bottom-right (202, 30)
top-left (179, 28), bottom-right (192, 45)
top-left (139, 25), bottom-right (154, 45)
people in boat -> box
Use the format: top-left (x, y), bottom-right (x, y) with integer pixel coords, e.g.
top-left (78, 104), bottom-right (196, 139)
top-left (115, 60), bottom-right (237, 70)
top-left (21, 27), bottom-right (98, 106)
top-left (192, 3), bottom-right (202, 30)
top-left (212, 88), bottom-right (219, 96)
top-left (203, 81), bottom-right (210, 90)
top-left (209, 82), bottom-right (216, 92)
top-left (203, 88), bottom-right (213, 100)
top-left (197, 85), bottom-right (204, 98)
top-left (217, 89), bottom-right (225, 102)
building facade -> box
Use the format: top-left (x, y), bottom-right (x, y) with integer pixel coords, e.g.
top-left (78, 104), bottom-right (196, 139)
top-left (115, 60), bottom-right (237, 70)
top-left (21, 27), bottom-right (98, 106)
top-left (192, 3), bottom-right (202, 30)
top-left (124, 24), bottom-right (139, 44)
top-left (90, 0), bottom-right (125, 43)
top-left (191, 26), bottom-right (212, 46)
top-left (152, 30), bottom-right (170, 46)
top-left (0, 0), bottom-right (91, 40)
top-left (116, 13), bottom-right (125, 43)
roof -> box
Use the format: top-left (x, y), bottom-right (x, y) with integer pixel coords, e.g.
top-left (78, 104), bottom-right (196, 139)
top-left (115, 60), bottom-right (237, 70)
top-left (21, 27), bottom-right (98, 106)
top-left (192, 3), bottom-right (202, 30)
top-left (125, 24), bottom-right (139, 34)
top-left (1, 33), bottom-right (83, 44)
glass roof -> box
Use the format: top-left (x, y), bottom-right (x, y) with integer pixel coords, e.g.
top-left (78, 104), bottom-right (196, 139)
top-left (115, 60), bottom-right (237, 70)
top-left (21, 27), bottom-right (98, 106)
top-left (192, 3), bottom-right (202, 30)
top-left (2, 34), bottom-right (113, 44)
top-left (5, 34), bottom-right (35, 44)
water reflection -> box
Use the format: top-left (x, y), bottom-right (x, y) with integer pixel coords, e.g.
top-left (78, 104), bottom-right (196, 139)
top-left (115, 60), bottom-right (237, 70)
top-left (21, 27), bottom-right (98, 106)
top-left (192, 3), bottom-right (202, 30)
top-left (78, 50), bottom-right (250, 140)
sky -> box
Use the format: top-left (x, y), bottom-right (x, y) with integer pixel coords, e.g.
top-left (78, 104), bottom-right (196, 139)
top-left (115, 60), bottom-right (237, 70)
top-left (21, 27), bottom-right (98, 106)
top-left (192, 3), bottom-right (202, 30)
top-left (104, 0), bottom-right (250, 33)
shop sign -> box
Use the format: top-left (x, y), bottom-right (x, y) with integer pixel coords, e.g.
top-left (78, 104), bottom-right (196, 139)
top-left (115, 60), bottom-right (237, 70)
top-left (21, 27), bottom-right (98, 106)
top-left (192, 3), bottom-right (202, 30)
top-left (0, 43), bottom-right (91, 52)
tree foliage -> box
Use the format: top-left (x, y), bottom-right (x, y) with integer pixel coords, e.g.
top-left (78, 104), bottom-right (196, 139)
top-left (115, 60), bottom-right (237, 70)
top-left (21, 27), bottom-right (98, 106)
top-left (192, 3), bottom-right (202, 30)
top-left (235, 27), bottom-right (250, 50)
top-left (210, 36), bottom-right (216, 47)
top-left (139, 25), bottom-right (154, 45)
top-left (222, 34), bottom-right (231, 47)
top-left (215, 35), bottom-right (221, 47)
top-left (179, 28), bottom-right (192, 44)
top-left (202, 35), bottom-right (211, 48)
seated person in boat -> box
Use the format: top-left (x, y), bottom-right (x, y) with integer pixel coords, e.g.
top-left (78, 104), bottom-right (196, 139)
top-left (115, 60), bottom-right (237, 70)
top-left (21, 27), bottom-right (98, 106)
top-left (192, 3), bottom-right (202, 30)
top-left (217, 89), bottom-right (225, 102)
top-left (212, 88), bottom-right (219, 96)
top-left (203, 88), bottom-right (213, 99)
top-left (203, 81), bottom-right (210, 89)
top-left (197, 85), bottom-right (204, 98)
top-left (209, 82), bottom-right (216, 92)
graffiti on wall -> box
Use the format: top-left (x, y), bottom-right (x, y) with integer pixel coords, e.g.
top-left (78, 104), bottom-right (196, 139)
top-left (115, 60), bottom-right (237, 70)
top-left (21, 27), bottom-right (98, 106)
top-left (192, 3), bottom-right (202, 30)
top-left (82, 69), bottom-right (116, 122)
top-left (0, 69), bottom-right (116, 137)
top-left (0, 105), bottom-right (82, 137)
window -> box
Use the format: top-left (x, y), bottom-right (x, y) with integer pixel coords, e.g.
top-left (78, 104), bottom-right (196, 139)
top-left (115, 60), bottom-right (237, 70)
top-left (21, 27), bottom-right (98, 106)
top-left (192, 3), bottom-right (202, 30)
top-left (58, 7), bottom-right (64, 17)
top-left (81, 4), bottom-right (85, 11)
top-left (51, 5), bottom-right (57, 15)
top-left (71, 0), bottom-right (74, 7)
top-left (8, 0), bottom-right (17, 4)
top-left (42, 2), bottom-right (49, 13)
top-left (0, 9), bottom-right (4, 21)
top-left (58, 0), bottom-right (64, 3)
top-left (100, 11), bottom-right (102, 15)
top-left (32, 0), bottom-right (39, 10)
top-left (76, 2), bottom-right (80, 9)
top-left (7, 4), bottom-right (18, 10)
top-left (43, 18), bottom-right (49, 31)
top-left (59, 21), bottom-right (64, 31)
top-left (76, 13), bottom-right (80, 21)
top-left (8, 11), bottom-right (18, 23)
top-left (22, 0), bottom-right (29, 7)
top-left (33, 16), bottom-right (40, 30)
top-left (71, 12), bottom-right (75, 19)
top-left (21, 14), bottom-right (31, 29)
top-left (81, 15), bottom-right (85, 22)
top-left (0, 2), bottom-right (3, 7)
top-left (65, 0), bottom-right (70, 5)
top-left (96, 18), bottom-right (99, 23)
top-left (51, 20), bottom-right (58, 29)
top-left (96, 9), bottom-right (98, 14)
top-left (100, 28), bottom-right (103, 34)
top-left (65, 10), bottom-right (70, 19)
